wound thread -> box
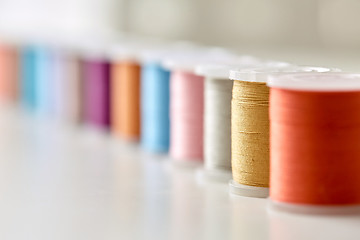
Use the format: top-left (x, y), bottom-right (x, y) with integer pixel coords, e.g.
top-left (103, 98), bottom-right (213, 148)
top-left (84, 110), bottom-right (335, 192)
top-left (34, 47), bottom-right (54, 114)
top-left (231, 80), bottom-right (270, 187)
top-left (111, 61), bottom-right (141, 140)
top-left (83, 58), bottom-right (111, 128)
top-left (20, 46), bottom-right (37, 109)
top-left (141, 62), bottom-right (170, 152)
top-left (170, 70), bottom-right (204, 161)
top-left (54, 53), bottom-right (82, 123)
top-left (270, 87), bottom-right (360, 205)
top-left (204, 78), bottom-right (233, 171)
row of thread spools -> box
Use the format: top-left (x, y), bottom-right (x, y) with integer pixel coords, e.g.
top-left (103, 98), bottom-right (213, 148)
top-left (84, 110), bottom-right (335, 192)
top-left (1, 35), bottom-right (360, 214)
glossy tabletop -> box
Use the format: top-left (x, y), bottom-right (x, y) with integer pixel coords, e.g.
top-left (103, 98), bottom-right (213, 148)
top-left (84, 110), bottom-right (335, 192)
top-left (0, 104), bottom-right (359, 240)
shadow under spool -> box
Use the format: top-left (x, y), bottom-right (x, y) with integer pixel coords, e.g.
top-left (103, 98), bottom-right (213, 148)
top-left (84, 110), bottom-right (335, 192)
top-left (111, 60), bottom-right (141, 140)
top-left (0, 43), bottom-right (18, 103)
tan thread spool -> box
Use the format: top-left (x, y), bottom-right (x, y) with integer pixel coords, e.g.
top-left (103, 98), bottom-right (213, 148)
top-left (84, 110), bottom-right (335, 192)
top-left (231, 80), bottom-right (270, 188)
top-left (111, 61), bottom-right (141, 140)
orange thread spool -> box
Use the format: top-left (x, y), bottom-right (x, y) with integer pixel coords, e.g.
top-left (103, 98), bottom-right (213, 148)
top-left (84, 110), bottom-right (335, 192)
top-left (0, 43), bottom-right (18, 102)
top-left (269, 73), bottom-right (360, 209)
top-left (111, 61), bottom-right (141, 140)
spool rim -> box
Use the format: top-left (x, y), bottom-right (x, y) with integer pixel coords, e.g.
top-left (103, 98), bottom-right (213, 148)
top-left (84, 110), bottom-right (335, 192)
top-left (195, 56), bottom-right (261, 79)
top-left (268, 72), bottom-right (360, 91)
top-left (230, 65), bottom-right (339, 83)
top-left (229, 180), bottom-right (269, 198)
top-left (162, 47), bottom-right (239, 73)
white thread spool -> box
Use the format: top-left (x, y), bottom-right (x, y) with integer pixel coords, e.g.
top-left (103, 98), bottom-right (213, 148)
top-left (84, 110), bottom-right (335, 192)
top-left (195, 56), bottom-right (262, 183)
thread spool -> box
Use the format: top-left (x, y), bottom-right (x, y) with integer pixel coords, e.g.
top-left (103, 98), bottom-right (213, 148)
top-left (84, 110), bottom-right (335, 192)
top-left (110, 43), bottom-right (142, 141)
top-left (65, 54), bottom-right (83, 124)
top-left (140, 43), bottom-right (205, 153)
top-left (20, 46), bottom-right (37, 110)
top-left (268, 73), bottom-right (360, 214)
top-left (0, 42), bottom-right (18, 103)
top-left (53, 49), bottom-right (67, 119)
top-left (195, 56), bottom-right (261, 182)
top-left (33, 46), bottom-right (55, 115)
top-left (141, 61), bottom-right (170, 152)
top-left (229, 65), bottom-right (339, 198)
top-left (163, 48), bottom-right (237, 166)
top-left (52, 47), bottom-right (82, 124)
top-left (59, 38), bottom-right (90, 124)
top-left (82, 43), bottom-right (111, 129)
top-left (170, 70), bottom-right (204, 163)
top-left (19, 35), bottom-right (60, 112)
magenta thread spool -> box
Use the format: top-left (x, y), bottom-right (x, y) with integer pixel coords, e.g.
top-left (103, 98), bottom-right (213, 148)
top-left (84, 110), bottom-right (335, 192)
top-left (81, 44), bottom-right (111, 128)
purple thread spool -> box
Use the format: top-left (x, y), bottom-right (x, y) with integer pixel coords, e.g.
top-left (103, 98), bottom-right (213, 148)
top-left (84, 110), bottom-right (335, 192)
top-left (82, 59), bottom-right (111, 128)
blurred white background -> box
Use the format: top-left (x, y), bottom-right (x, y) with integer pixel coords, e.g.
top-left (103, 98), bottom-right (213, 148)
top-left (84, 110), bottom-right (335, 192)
top-left (0, 0), bottom-right (359, 70)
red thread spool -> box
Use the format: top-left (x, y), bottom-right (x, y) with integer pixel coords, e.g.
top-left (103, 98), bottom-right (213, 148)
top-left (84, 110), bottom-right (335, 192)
top-left (268, 73), bottom-right (360, 213)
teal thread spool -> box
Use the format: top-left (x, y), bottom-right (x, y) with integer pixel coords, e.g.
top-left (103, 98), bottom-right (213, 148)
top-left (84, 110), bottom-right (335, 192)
top-left (20, 45), bottom-right (54, 113)
top-left (20, 46), bottom-right (37, 109)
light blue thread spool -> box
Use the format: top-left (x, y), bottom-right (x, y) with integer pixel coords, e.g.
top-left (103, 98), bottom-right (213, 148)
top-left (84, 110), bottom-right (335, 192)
top-left (20, 46), bottom-right (37, 109)
top-left (20, 46), bottom-right (54, 113)
top-left (141, 62), bottom-right (170, 153)
top-left (34, 46), bottom-right (54, 115)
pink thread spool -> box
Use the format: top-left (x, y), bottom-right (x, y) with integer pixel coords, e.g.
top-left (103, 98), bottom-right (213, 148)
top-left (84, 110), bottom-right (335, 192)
top-left (170, 70), bottom-right (204, 162)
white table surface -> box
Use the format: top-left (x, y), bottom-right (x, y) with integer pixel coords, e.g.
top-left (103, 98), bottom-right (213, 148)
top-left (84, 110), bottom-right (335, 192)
top-left (0, 104), bottom-right (360, 240)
